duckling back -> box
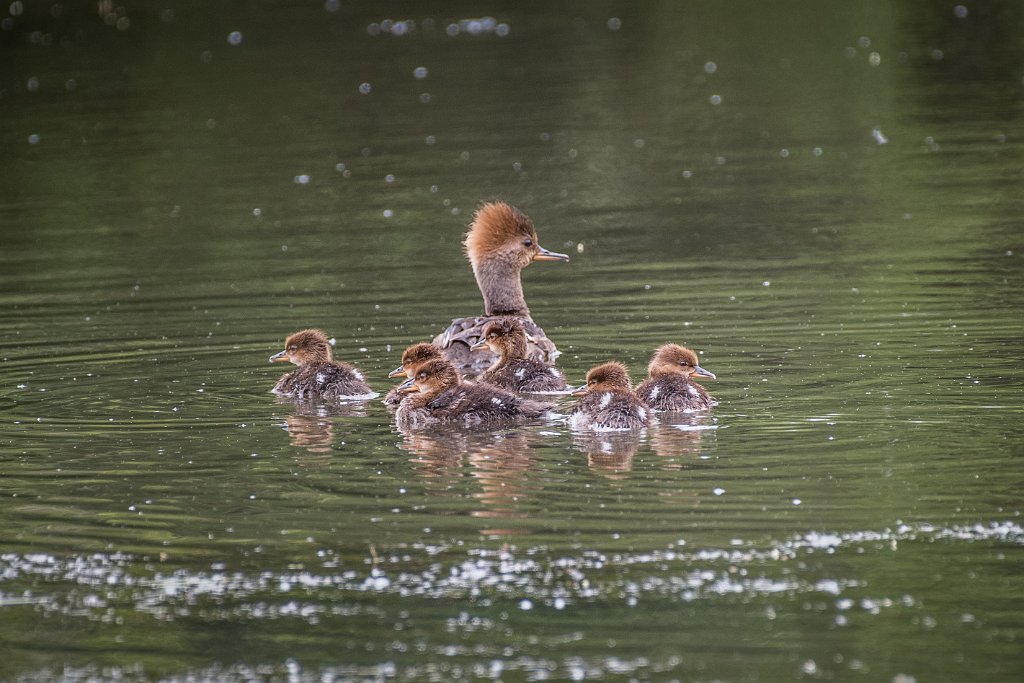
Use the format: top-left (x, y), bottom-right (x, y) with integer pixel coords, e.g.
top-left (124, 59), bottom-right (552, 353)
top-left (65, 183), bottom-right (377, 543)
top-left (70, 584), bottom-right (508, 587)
top-left (479, 358), bottom-right (567, 393)
top-left (636, 375), bottom-right (713, 412)
top-left (435, 315), bottom-right (558, 372)
top-left (397, 381), bottom-right (550, 430)
top-left (274, 361), bottom-right (372, 400)
top-left (569, 390), bottom-right (652, 431)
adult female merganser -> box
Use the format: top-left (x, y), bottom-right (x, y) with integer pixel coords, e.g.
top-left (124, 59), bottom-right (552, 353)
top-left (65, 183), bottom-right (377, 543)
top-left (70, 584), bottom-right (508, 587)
top-left (395, 358), bottom-right (550, 429)
top-left (635, 344), bottom-right (716, 411)
top-left (433, 201), bottom-right (569, 371)
top-left (470, 317), bottom-right (568, 392)
top-left (270, 329), bottom-right (373, 399)
top-left (569, 361), bottom-right (653, 430)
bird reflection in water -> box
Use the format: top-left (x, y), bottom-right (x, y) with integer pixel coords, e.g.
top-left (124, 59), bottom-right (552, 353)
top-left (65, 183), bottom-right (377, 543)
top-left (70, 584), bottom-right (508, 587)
top-left (649, 415), bottom-right (717, 469)
top-left (572, 430), bottom-right (643, 476)
top-left (275, 398), bottom-right (367, 458)
top-left (571, 415), bottom-right (717, 477)
top-left (649, 416), bottom-right (718, 508)
top-left (397, 429), bottom-right (537, 531)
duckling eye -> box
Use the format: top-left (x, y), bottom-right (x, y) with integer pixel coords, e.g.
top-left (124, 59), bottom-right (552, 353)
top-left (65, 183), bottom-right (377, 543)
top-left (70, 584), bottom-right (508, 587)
top-left (288, 345), bottom-right (297, 351)
top-left (488, 333), bottom-right (497, 340)
top-left (523, 238), bottom-right (533, 247)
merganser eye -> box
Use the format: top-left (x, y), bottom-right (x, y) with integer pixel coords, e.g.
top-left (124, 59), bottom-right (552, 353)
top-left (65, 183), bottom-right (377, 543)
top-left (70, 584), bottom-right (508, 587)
top-left (523, 238), bottom-right (533, 247)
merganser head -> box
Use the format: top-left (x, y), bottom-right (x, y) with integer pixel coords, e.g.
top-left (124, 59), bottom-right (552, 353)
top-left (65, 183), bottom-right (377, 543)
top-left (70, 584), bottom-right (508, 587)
top-left (397, 358), bottom-right (460, 398)
top-left (463, 201), bottom-right (569, 316)
top-left (270, 329), bottom-right (333, 366)
top-left (572, 361), bottom-right (633, 396)
top-left (470, 317), bottom-right (530, 359)
top-left (389, 343), bottom-right (443, 378)
top-left (647, 344), bottom-right (716, 380)
top-left (465, 201), bottom-right (569, 269)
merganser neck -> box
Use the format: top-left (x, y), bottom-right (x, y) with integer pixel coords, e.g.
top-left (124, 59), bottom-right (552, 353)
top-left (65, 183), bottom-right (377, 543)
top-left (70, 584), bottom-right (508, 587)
top-left (473, 259), bottom-right (530, 317)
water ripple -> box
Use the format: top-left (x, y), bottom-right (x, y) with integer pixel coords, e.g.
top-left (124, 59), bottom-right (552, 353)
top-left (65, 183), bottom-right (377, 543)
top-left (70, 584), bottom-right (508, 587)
top-left (4, 521), bottom-right (1019, 620)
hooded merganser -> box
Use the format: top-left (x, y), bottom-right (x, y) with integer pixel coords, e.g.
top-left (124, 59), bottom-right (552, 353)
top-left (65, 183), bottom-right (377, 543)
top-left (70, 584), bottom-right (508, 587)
top-left (635, 344), bottom-right (716, 412)
top-left (382, 342), bottom-right (444, 406)
top-left (569, 361), bottom-right (653, 431)
top-left (395, 358), bottom-right (551, 429)
top-left (270, 329), bottom-right (374, 399)
top-left (432, 201), bottom-right (569, 371)
top-left (470, 317), bottom-right (568, 392)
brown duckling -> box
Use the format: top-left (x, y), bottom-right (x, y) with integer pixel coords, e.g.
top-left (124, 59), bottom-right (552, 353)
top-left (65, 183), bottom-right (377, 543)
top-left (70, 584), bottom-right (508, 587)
top-left (470, 317), bottom-right (568, 392)
top-left (395, 358), bottom-right (551, 430)
top-left (270, 329), bottom-right (374, 399)
top-left (382, 342), bottom-right (444, 406)
top-left (433, 201), bottom-right (569, 371)
top-left (569, 361), bottom-right (653, 431)
top-left (635, 344), bottom-right (716, 412)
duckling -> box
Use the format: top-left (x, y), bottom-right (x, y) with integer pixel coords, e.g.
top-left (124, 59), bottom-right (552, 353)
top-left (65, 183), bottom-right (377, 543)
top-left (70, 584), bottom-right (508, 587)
top-left (569, 361), bottom-right (653, 430)
top-left (470, 317), bottom-right (568, 392)
top-left (395, 358), bottom-right (551, 429)
top-left (635, 344), bottom-right (716, 412)
top-left (270, 329), bottom-right (373, 399)
top-left (433, 201), bottom-right (569, 371)
top-left (382, 342), bottom-right (444, 406)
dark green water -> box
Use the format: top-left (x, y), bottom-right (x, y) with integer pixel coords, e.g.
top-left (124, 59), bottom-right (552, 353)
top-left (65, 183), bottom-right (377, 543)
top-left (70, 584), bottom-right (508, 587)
top-left (2, 2), bottom-right (1023, 681)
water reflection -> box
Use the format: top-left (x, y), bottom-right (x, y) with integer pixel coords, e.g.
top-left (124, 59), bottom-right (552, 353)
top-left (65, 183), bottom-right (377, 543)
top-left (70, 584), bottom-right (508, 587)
top-left (570, 414), bottom-right (715, 477)
top-left (2, 0), bottom-right (1022, 678)
top-left (650, 416), bottom-right (717, 467)
top-left (572, 430), bottom-right (643, 476)
top-left (274, 397), bottom-right (368, 454)
top-left (398, 429), bottom-right (537, 527)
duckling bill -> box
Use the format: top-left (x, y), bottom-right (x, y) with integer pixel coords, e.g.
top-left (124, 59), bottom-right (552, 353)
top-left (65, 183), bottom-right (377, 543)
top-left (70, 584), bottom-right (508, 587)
top-left (382, 342), bottom-right (443, 406)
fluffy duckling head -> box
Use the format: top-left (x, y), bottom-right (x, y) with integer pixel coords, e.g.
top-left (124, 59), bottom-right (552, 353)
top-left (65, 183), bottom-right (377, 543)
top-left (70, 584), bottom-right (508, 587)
top-left (270, 329), bottom-right (333, 366)
top-left (398, 358), bottom-right (460, 399)
top-left (573, 361), bottom-right (633, 396)
top-left (471, 317), bottom-right (530, 359)
top-left (647, 344), bottom-right (716, 380)
top-left (389, 343), bottom-right (443, 379)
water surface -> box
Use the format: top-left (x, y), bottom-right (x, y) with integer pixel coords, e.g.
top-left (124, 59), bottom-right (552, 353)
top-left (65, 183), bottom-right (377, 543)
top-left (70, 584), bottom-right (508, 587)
top-left (2, 2), bottom-right (1022, 681)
